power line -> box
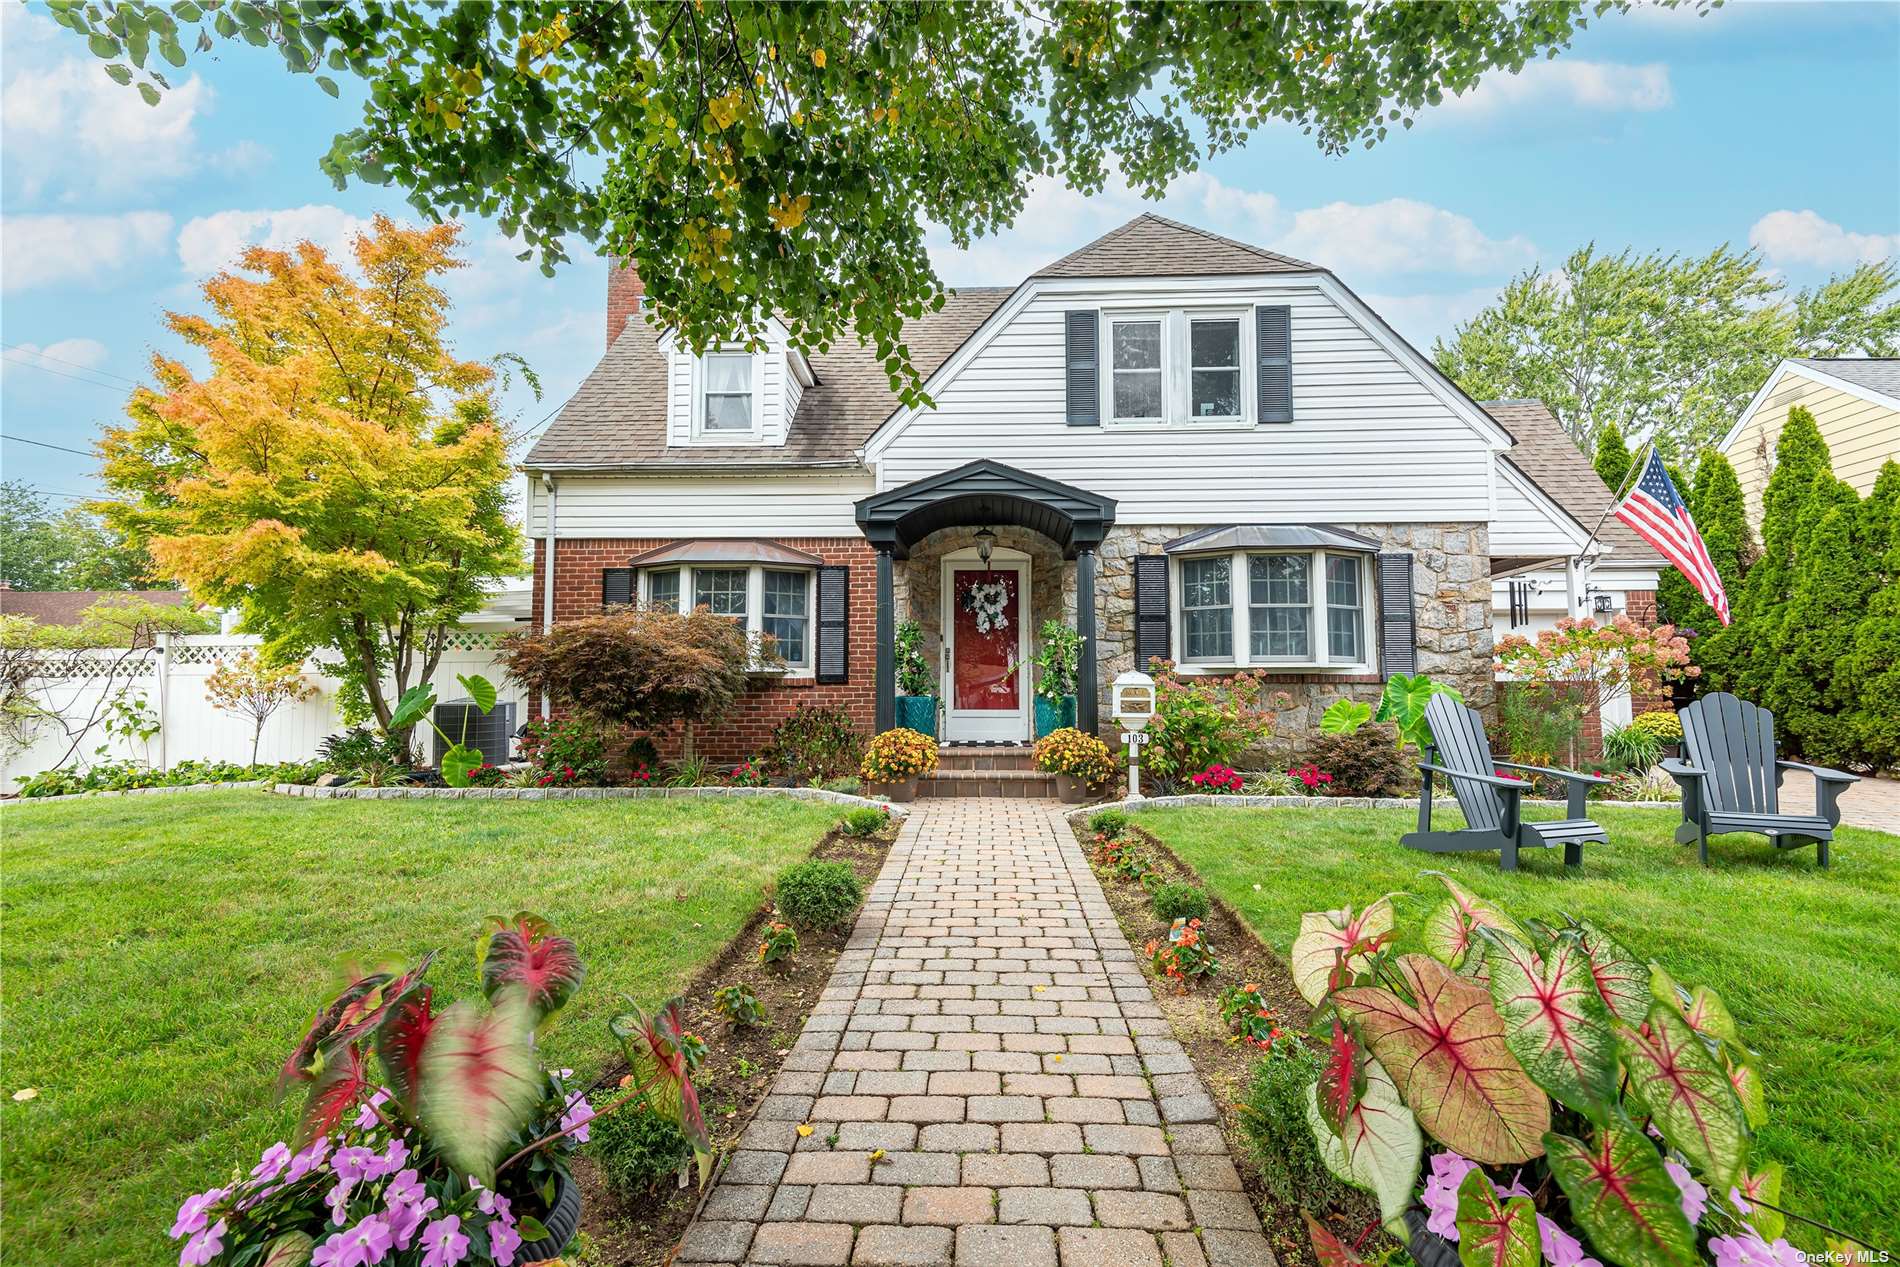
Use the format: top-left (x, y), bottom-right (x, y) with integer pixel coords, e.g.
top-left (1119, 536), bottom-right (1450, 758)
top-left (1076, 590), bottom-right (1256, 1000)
top-left (12, 485), bottom-right (98, 502)
top-left (0, 343), bottom-right (143, 388)
top-left (1, 433), bottom-right (96, 458)
top-left (0, 353), bottom-right (136, 397)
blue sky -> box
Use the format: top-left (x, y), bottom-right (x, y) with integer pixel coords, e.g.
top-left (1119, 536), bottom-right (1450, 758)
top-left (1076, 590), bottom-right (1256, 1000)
top-left (3, 1), bottom-right (1896, 506)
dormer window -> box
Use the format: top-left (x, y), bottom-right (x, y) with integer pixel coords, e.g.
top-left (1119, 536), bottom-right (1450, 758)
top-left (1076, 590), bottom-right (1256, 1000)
top-left (695, 350), bottom-right (759, 439)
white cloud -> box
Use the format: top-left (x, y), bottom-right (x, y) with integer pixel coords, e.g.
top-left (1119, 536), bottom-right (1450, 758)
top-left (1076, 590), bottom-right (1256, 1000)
top-left (1, 56), bottom-right (215, 201)
top-left (1, 211), bottom-right (173, 292)
top-left (1277, 199), bottom-right (1537, 276)
top-left (1432, 59), bottom-right (1674, 121)
top-left (1360, 285), bottom-right (1503, 350)
top-left (8, 338), bottom-right (110, 371)
top-left (175, 205), bottom-right (372, 278)
top-left (1749, 209), bottom-right (1898, 269)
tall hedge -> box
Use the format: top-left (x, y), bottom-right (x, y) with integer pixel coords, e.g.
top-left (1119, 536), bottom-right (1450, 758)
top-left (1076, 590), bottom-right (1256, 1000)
top-left (1842, 461), bottom-right (1900, 769)
top-left (1730, 406), bottom-right (1832, 704)
top-left (1765, 477), bottom-right (1864, 764)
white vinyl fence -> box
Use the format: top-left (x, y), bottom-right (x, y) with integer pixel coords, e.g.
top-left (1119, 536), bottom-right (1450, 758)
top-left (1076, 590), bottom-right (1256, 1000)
top-left (2, 632), bottom-right (523, 790)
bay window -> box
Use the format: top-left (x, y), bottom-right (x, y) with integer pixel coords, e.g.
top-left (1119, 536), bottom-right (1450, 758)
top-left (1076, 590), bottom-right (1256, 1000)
top-left (642, 564), bottom-right (814, 670)
top-left (1176, 549), bottom-right (1371, 669)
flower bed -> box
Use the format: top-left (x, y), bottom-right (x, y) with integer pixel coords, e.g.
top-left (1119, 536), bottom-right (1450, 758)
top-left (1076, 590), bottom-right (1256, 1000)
top-left (268, 782), bottom-right (910, 815)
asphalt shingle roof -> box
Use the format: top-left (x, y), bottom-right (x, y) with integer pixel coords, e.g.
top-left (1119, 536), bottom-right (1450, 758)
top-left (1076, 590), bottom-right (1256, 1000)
top-left (1481, 399), bottom-right (1663, 566)
top-left (1791, 357), bottom-right (1900, 403)
top-left (1033, 212), bottom-right (1318, 278)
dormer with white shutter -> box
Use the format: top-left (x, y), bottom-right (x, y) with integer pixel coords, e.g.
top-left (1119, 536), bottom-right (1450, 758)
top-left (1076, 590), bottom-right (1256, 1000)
top-left (660, 320), bottom-right (815, 449)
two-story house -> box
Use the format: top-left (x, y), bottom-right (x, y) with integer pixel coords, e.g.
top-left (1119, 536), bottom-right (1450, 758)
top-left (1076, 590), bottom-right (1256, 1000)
top-left (522, 214), bottom-right (1635, 762)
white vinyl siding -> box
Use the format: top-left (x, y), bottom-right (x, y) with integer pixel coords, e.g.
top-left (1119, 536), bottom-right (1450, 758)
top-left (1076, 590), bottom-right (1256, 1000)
top-left (525, 473), bottom-right (874, 537)
top-left (665, 328), bottom-right (790, 447)
top-left (870, 280), bottom-right (1500, 523)
top-left (1491, 462), bottom-right (1593, 558)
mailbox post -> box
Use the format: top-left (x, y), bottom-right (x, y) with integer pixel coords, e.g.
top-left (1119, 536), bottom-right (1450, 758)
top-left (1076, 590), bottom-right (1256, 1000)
top-left (1111, 670), bottom-right (1156, 799)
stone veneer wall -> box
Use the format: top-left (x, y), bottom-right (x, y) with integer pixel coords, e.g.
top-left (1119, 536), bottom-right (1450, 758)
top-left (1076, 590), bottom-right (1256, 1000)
top-left (1093, 523), bottom-right (1496, 753)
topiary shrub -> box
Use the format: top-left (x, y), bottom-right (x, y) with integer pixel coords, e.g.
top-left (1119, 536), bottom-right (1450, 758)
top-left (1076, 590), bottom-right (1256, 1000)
top-left (1151, 882), bottom-right (1210, 924)
top-left (838, 806), bottom-right (889, 838)
top-left (1238, 1045), bottom-right (1358, 1212)
top-left (1088, 807), bottom-right (1130, 837)
top-left (589, 1101), bottom-right (692, 1197)
top-left (775, 860), bottom-right (863, 930)
top-left (1629, 710), bottom-right (1683, 745)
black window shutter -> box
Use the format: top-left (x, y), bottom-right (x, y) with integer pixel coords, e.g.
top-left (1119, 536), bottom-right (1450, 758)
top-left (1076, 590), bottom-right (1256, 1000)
top-left (1133, 555), bottom-right (1171, 670)
top-left (602, 567), bottom-right (634, 610)
top-left (815, 564), bottom-right (850, 684)
top-left (1256, 304), bottom-right (1293, 424)
top-left (1065, 310), bottom-right (1101, 426)
top-left (1375, 552), bottom-right (1417, 677)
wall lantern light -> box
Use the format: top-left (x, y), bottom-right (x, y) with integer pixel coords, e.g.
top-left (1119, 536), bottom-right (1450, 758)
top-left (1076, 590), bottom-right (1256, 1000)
top-left (1592, 592), bottom-right (1615, 615)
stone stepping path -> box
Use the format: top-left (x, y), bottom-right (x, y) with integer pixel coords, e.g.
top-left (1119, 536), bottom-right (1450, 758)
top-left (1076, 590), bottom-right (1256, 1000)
top-left (677, 799), bottom-right (1275, 1267)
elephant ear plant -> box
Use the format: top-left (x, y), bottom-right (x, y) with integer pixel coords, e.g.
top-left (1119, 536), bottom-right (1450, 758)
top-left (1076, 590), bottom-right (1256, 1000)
top-left (1290, 873), bottom-right (1806, 1267)
top-left (164, 915), bottom-right (711, 1266)
top-left (387, 673), bottom-right (501, 787)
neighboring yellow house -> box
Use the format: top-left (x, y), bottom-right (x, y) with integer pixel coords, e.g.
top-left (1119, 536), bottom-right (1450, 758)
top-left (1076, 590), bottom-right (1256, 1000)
top-left (1721, 358), bottom-right (1900, 530)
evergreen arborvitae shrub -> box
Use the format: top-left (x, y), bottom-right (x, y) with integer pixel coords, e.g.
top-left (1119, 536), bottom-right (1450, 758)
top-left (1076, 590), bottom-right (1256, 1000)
top-left (1593, 421), bottom-right (1633, 495)
top-left (1767, 478), bottom-right (1865, 764)
top-left (775, 860), bottom-right (863, 929)
top-left (1732, 407), bottom-right (1832, 704)
top-left (1843, 461), bottom-right (1900, 771)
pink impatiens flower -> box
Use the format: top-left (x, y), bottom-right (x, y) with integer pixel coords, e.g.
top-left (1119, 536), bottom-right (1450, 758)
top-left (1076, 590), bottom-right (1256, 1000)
top-left (179, 1218), bottom-right (227, 1267)
top-left (1664, 1159), bottom-right (1708, 1225)
top-left (560, 1093), bottom-right (596, 1145)
top-left (353, 1088), bottom-right (392, 1131)
top-left (311, 1230), bottom-right (356, 1267)
top-left (1419, 1151), bottom-right (1479, 1239)
top-left (250, 1142), bottom-right (292, 1181)
top-left (419, 1215), bottom-right (471, 1267)
top-left (286, 1136), bottom-right (333, 1183)
top-left (1711, 1230), bottom-right (1804, 1267)
top-left (1536, 1215), bottom-right (1605, 1267)
top-left (170, 1188), bottom-right (228, 1240)
top-left (489, 1215), bottom-right (523, 1266)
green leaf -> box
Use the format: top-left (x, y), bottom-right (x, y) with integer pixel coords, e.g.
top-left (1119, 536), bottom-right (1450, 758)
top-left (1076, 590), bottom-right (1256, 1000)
top-left (1419, 873), bottom-right (1527, 971)
top-left (441, 743), bottom-right (482, 787)
top-left (1483, 932), bottom-right (1619, 1122)
top-left (1545, 1128), bottom-right (1699, 1267)
top-left (137, 80), bottom-right (161, 106)
top-left (415, 994), bottom-right (543, 1187)
top-left (1375, 673), bottom-right (1463, 751)
top-left (456, 672), bottom-right (497, 714)
top-left (1334, 954), bottom-right (1549, 1164)
top-left (387, 683), bottom-right (436, 730)
top-left (104, 63), bottom-right (133, 84)
top-left (1304, 1212), bottom-right (1374, 1267)
top-left (87, 31), bottom-right (121, 57)
top-left (1455, 1169), bottom-right (1541, 1267)
top-left (516, 1215), bottom-right (550, 1243)
top-left (259, 1231), bottom-right (316, 1267)
top-left (1573, 919), bottom-right (1651, 1025)
top-left (316, 74), bottom-right (339, 98)
top-left (1320, 698), bottom-right (1372, 735)
top-left (1618, 1003), bottom-right (1750, 1188)
top-left (1733, 1162), bottom-right (1785, 1240)
top-left (1304, 1056), bottom-right (1421, 1229)
top-left (1289, 898), bottom-right (1394, 1006)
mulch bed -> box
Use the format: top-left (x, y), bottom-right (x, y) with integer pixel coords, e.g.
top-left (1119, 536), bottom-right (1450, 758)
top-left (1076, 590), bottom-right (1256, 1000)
top-left (572, 822), bottom-right (896, 1266)
top-left (1073, 819), bottom-right (1388, 1267)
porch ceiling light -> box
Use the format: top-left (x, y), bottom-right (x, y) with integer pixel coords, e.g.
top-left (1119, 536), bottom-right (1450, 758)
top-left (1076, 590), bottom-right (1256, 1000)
top-left (974, 526), bottom-right (996, 567)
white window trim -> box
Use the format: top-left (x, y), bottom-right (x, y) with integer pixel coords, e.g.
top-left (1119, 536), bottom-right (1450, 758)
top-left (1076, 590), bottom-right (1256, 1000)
top-left (689, 347), bottom-right (765, 443)
top-left (1101, 306), bottom-right (1255, 430)
top-left (640, 563), bottom-right (815, 673)
top-left (1170, 549), bottom-right (1374, 673)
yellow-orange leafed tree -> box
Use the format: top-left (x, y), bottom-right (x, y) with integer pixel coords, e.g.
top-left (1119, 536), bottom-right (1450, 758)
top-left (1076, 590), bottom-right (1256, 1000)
top-left (97, 216), bottom-right (523, 743)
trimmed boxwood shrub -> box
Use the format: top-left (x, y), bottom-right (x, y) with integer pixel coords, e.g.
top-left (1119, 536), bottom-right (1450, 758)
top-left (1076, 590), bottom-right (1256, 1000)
top-left (839, 806), bottom-right (889, 838)
top-left (1088, 807), bottom-right (1130, 837)
top-left (589, 1101), bottom-right (691, 1196)
top-left (1151, 882), bottom-right (1210, 923)
top-left (775, 860), bottom-right (863, 930)
top-left (1237, 1045), bottom-right (1358, 1212)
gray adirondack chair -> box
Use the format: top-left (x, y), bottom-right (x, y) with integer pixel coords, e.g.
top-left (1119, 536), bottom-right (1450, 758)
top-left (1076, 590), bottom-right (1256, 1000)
top-left (1401, 693), bottom-right (1611, 871)
top-left (1661, 692), bottom-right (1859, 868)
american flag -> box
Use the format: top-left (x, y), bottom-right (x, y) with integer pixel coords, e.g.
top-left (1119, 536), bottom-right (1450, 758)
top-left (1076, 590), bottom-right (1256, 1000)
top-left (1613, 450), bottom-right (1731, 625)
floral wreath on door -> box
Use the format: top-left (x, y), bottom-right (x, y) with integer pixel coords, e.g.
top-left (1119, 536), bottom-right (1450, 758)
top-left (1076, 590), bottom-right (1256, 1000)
top-left (960, 578), bottom-right (1012, 636)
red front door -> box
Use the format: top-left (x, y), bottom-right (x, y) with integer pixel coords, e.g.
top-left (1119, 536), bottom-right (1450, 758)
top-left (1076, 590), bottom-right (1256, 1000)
top-left (951, 569), bottom-right (1020, 713)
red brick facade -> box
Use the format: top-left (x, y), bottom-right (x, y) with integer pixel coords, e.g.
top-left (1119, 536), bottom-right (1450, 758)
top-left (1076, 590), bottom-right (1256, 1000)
top-left (529, 537), bottom-right (880, 762)
top-left (1622, 589), bottom-right (1673, 716)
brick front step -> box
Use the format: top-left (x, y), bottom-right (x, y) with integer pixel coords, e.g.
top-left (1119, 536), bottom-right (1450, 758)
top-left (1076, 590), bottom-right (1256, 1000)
top-left (936, 744), bottom-right (1037, 773)
top-left (918, 768), bottom-right (1058, 798)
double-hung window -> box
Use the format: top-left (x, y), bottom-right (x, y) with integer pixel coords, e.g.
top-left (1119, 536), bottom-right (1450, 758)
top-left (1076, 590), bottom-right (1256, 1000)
top-left (1103, 308), bottom-right (1252, 426)
top-left (697, 351), bottom-right (757, 437)
top-left (1175, 549), bottom-right (1370, 669)
top-left (643, 564), bottom-right (814, 670)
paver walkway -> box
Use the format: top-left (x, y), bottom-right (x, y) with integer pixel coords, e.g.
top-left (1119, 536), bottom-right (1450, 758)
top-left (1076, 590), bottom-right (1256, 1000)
top-left (677, 799), bottom-right (1275, 1267)
top-left (1776, 769), bottom-right (1900, 836)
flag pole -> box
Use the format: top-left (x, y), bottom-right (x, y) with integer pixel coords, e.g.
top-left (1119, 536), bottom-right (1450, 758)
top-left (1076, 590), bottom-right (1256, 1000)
top-left (1567, 432), bottom-right (1655, 618)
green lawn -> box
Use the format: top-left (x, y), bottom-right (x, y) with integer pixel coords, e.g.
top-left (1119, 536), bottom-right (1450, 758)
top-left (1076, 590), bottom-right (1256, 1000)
top-left (0, 790), bottom-right (843, 1267)
top-left (1134, 805), bottom-right (1900, 1252)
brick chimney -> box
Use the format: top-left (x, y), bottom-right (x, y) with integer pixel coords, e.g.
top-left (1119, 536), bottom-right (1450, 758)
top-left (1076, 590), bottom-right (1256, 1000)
top-left (606, 259), bottom-right (644, 350)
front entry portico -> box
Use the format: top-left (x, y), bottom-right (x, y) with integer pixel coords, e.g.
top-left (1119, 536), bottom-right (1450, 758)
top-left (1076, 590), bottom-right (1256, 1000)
top-left (855, 460), bottom-right (1118, 739)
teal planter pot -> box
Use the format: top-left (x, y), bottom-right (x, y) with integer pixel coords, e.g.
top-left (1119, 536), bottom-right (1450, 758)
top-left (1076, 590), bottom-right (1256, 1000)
top-left (894, 694), bottom-right (938, 738)
top-left (1034, 695), bottom-right (1077, 739)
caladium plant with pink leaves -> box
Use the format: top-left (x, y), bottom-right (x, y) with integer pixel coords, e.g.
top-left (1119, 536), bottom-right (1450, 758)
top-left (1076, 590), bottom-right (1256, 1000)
top-left (1293, 874), bottom-right (1815, 1267)
top-left (168, 914), bottom-right (712, 1265)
